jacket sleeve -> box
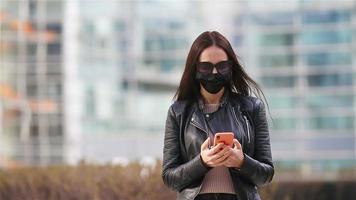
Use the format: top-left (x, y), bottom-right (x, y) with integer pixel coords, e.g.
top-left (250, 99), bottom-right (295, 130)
top-left (161, 105), bottom-right (210, 192)
top-left (232, 98), bottom-right (274, 186)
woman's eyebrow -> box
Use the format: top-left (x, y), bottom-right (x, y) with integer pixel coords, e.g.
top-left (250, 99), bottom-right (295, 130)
top-left (197, 60), bottom-right (229, 65)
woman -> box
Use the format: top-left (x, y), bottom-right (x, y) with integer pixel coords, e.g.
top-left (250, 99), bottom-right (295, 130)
top-left (161, 31), bottom-right (274, 200)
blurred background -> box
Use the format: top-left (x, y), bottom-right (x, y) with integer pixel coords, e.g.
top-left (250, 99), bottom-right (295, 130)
top-left (0, 0), bottom-right (355, 184)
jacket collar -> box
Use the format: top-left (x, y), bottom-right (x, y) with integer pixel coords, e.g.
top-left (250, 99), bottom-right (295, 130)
top-left (190, 91), bottom-right (230, 136)
top-left (190, 105), bottom-right (210, 135)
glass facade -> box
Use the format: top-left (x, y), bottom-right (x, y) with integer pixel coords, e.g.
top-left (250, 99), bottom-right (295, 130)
top-left (0, 0), bottom-right (64, 166)
top-left (70, 0), bottom-right (191, 162)
top-left (231, 2), bottom-right (356, 173)
top-left (1, 0), bottom-right (355, 174)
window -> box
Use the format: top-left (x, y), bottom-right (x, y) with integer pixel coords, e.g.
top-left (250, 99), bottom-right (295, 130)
top-left (113, 20), bottom-right (126, 32)
top-left (301, 30), bottom-right (352, 45)
top-left (233, 35), bottom-right (243, 47)
top-left (47, 43), bottom-right (61, 55)
top-left (307, 73), bottom-right (352, 87)
top-left (46, 1), bottom-right (63, 21)
top-left (302, 10), bottom-right (351, 24)
top-left (46, 22), bottom-right (62, 34)
top-left (145, 36), bottom-right (187, 52)
top-left (161, 59), bottom-right (176, 72)
top-left (272, 117), bottom-right (298, 130)
top-left (168, 21), bottom-right (184, 30)
top-left (27, 43), bottom-right (37, 56)
top-left (304, 52), bottom-right (352, 66)
top-left (145, 39), bottom-right (159, 52)
top-left (259, 33), bottom-right (294, 46)
top-left (261, 76), bottom-right (296, 87)
top-left (82, 21), bottom-right (95, 34)
top-left (306, 94), bottom-right (353, 108)
top-left (48, 125), bottom-right (63, 137)
top-left (268, 95), bottom-right (299, 109)
top-left (85, 86), bottom-right (96, 117)
top-left (306, 116), bottom-right (354, 130)
top-left (305, 138), bottom-right (354, 151)
top-left (251, 12), bottom-right (294, 25)
top-left (259, 54), bottom-right (295, 68)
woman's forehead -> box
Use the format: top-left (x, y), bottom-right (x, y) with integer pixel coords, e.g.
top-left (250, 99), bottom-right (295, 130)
top-left (199, 46), bottom-right (228, 63)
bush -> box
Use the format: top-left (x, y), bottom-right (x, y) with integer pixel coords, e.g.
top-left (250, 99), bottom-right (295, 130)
top-left (0, 160), bottom-right (175, 200)
top-left (0, 160), bottom-right (355, 200)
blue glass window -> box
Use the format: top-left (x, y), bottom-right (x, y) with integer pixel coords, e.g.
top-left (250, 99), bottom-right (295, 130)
top-left (161, 59), bottom-right (176, 72)
top-left (306, 94), bottom-right (353, 108)
top-left (233, 35), bottom-right (243, 46)
top-left (301, 30), bottom-right (352, 44)
top-left (305, 138), bottom-right (354, 151)
top-left (306, 116), bottom-right (354, 130)
top-left (261, 76), bottom-right (296, 87)
top-left (259, 54), bottom-right (295, 67)
top-left (259, 33), bottom-right (294, 46)
top-left (267, 95), bottom-right (299, 109)
top-left (114, 20), bottom-right (126, 32)
top-left (307, 73), bottom-right (352, 87)
top-left (302, 10), bottom-right (351, 24)
top-left (272, 117), bottom-right (298, 130)
top-left (145, 37), bottom-right (187, 52)
top-left (304, 52), bottom-right (352, 66)
top-left (251, 12), bottom-right (294, 25)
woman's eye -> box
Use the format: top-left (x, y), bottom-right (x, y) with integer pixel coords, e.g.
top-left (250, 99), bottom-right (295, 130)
top-left (217, 64), bottom-right (232, 74)
top-left (197, 64), bottom-right (213, 74)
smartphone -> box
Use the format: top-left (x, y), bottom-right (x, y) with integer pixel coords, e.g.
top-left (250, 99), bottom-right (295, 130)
top-left (213, 132), bottom-right (234, 147)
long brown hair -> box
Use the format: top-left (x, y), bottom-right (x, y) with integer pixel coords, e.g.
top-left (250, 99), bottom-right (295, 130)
top-left (174, 31), bottom-right (269, 112)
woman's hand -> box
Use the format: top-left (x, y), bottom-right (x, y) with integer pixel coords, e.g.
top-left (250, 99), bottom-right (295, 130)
top-left (222, 139), bottom-right (245, 168)
top-left (200, 138), bottom-right (232, 168)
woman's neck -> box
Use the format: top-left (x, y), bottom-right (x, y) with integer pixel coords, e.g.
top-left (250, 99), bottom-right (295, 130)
top-left (200, 87), bottom-right (225, 104)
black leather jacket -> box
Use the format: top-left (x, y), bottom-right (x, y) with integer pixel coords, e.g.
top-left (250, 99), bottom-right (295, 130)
top-left (161, 92), bottom-right (274, 200)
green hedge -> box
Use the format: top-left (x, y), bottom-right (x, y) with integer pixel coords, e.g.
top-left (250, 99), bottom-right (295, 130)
top-left (0, 160), bottom-right (355, 200)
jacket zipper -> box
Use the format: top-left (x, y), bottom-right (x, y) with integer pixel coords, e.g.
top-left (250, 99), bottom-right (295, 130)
top-left (232, 106), bottom-right (244, 145)
top-left (232, 106), bottom-right (250, 145)
top-left (243, 115), bottom-right (251, 144)
top-left (190, 119), bottom-right (211, 148)
top-left (189, 118), bottom-right (209, 199)
top-left (232, 107), bottom-right (240, 130)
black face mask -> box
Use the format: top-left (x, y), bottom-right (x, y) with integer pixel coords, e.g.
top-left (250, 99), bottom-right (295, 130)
top-left (196, 72), bottom-right (231, 94)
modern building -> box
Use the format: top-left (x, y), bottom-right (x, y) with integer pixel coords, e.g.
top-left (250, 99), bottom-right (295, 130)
top-left (1, 0), bottom-right (355, 177)
top-left (66, 0), bottom-right (192, 163)
top-left (228, 1), bottom-right (356, 174)
top-left (73, 0), bottom-right (356, 174)
top-left (0, 0), bottom-right (64, 166)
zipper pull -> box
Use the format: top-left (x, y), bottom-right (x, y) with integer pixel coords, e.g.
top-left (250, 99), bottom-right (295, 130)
top-left (243, 115), bottom-right (251, 144)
